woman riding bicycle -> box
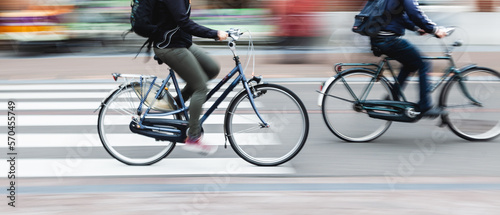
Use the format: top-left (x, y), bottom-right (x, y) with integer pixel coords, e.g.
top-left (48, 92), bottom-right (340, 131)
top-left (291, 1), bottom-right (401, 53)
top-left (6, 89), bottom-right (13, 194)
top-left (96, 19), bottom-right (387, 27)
top-left (370, 0), bottom-right (447, 117)
top-left (152, 0), bottom-right (228, 155)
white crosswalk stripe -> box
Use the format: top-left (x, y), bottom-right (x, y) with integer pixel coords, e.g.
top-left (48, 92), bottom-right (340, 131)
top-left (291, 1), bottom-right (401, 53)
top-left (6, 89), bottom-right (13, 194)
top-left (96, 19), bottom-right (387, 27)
top-left (1, 82), bottom-right (294, 177)
top-left (8, 114), bottom-right (257, 126)
top-left (0, 133), bottom-right (282, 147)
top-left (0, 158), bottom-right (295, 178)
top-left (12, 100), bottom-right (246, 110)
top-left (0, 91), bottom-right (239, 99)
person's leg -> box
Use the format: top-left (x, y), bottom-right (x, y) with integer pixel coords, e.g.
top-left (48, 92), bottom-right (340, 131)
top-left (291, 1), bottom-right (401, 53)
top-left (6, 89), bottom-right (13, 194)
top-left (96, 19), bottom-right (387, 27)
top-left (189, 44), bottom-right (220, 80)
top-left (373, 37), bottom-right (432, 110)
top-left (154, 47), bottom-right (208, 138)
top-left (175, 44), bottom-right (221, 103)
top-left (416, 60), bottom-right (432, 111)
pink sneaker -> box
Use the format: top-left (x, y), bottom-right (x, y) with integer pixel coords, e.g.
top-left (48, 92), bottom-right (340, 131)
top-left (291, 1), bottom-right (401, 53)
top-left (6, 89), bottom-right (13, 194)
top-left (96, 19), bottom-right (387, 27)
top-left (182, 135), bottom-right (218, 155)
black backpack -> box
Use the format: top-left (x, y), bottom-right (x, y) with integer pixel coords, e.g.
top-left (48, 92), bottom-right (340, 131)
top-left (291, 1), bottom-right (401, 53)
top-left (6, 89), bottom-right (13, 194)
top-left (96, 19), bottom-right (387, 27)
top-left (123, 0), bottom-right (159, 58)
top-left (130, 0), bottom-right (158, 38)
top-left (352, 0), bottom-right (390, 37)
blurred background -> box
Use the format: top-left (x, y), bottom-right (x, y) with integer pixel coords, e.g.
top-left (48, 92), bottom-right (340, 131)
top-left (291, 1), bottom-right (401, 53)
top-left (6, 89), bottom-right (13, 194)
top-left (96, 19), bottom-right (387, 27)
top-left (0, 0), bottom-right (498, 55)
top-left (2, 3), bottom-right (500, 213)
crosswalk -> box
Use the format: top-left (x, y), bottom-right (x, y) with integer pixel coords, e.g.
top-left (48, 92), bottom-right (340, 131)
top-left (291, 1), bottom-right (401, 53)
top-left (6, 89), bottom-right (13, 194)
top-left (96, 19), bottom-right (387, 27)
top-left (0, 81), bottom-right (295, 178)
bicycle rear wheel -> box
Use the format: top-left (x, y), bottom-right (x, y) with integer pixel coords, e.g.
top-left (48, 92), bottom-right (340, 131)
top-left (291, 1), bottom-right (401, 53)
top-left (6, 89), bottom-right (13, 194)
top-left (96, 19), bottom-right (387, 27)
top-left (224, 84), bottom-right (309, 166)
top-left (97, 84), bottom-right (178, 165)
top-left (322, 69), bottom-right (393, 142)
top-left (440, 67), bottom-right (500, 141)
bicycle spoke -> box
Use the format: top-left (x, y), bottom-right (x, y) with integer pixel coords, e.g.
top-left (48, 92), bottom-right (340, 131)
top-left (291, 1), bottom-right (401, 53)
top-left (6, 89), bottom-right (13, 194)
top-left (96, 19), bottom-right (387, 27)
top-left (445, 103), bottom-right (482, 109)
top-left (442, 67), bottom-right (500, 141)
top-left (98, 85), bottom-right (176, 165)
top-left (325, 93), bottom-right (355, 103)
top-left (231, 125), bottom-right (263, 134)
top-left (225, 84), bottom-right (308, 166)
top-left (227, 111), bottom-right (262, 124)
top-left (321, 70), bottom-right (392, 142)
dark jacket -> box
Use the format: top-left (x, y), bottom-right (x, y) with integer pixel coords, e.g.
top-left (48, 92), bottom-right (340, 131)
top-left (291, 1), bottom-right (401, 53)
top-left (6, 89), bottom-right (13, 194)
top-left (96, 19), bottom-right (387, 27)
top-left (152, 0), bottom-right (218, 48)
top-left (382, 0), bottom-right (436, 36)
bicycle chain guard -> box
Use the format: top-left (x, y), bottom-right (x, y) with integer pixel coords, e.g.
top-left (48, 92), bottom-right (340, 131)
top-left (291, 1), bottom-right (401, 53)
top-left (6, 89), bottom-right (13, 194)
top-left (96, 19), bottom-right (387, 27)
top-left (363, 100), bottom-right (422, 123)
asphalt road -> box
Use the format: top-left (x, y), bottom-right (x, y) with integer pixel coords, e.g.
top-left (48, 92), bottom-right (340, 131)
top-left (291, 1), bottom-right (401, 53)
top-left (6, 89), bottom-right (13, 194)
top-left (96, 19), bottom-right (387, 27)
top-left (1, 48), bottom-right (500, 214)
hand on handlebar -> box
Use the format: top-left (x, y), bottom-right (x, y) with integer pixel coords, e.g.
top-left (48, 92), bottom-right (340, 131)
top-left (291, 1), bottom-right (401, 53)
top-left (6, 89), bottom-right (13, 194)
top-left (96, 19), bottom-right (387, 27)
top-left (217, 30), bottom-right (229, 41)
top-left (417, 28), bottom-right (427, 36)
top-left (434, 28), bottom-right (447, 39)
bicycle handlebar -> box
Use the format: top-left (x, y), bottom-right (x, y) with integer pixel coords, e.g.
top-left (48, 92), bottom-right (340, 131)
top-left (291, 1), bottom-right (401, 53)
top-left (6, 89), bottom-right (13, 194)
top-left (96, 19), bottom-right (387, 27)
top-left (421, 26), bottom-right (463, 56)
top-left (227, 28), bottom-right (244, 41)
top-left (439, 27), bottom-right (455, 38)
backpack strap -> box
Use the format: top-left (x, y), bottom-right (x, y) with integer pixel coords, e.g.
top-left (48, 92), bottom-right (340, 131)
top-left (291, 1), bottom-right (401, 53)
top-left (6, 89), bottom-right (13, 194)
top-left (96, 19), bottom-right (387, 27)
top-left (121, 29), bottom-right (133, 40)
top-left (135, 38), bottom-right (154, 62)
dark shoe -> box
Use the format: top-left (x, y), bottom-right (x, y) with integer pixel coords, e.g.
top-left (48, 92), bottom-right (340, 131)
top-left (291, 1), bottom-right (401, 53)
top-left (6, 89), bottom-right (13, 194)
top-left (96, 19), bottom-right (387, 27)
top-left (421, 107), bottom-right (448, 118)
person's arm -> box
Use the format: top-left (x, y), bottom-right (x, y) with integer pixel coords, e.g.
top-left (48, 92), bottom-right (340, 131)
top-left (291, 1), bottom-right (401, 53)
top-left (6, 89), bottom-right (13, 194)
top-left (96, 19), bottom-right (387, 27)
top-left (402, 0), bottom-right (436, 34)
top-left (166, 0), bottom-right (220, 39)
top-left (402, 14), bottom-right (418, 31)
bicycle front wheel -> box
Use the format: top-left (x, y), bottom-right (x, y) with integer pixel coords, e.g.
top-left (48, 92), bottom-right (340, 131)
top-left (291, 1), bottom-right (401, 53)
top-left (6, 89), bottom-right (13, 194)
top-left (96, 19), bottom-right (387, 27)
top-left (322, 69), bottom-right (393, 142)
top-left (224, 84), bottom-right (309, 166)
top-left (97, 84), bottom-right (177, 165)
top-left (441, 67), bottom-right (500, 141)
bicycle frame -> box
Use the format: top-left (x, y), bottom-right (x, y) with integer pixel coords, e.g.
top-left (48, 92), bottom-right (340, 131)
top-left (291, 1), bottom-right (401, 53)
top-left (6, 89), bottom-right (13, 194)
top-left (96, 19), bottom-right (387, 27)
top-left (99, 29), bottom-right (310, 166)
top-left (319, 29), bottom-right (500, 141)
top-left (336, 54), bottom-right (464, 105)
top-left (129, 55), bottom-right (268, 135)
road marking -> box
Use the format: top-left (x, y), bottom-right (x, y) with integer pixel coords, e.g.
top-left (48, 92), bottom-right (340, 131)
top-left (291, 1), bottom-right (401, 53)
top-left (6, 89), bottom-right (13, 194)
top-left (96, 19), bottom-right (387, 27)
top-left (13, 182), bottom-right (500, 194)
top-left (11, 100), bottom-right (254, 110)
top-left (0, 83), bottom-right (235, 91)
top-left (0, 132), bottom-right (283, 147)
top-left (0, 84), bottom-right (117, 91)
top-left (4, 114), bottom-right (261, 126)
top-left (0, 158), bottom-right (295, 177)
top-left (0, 92), bottom-right (109, 99)
top-left (0, 82), bottom-right (297, 177)
top-left (0, 91), bottom-right (239, 99)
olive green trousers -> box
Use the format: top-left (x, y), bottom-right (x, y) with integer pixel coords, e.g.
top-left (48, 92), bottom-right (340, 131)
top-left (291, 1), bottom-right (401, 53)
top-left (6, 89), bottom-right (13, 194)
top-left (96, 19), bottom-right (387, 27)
top-left (154, 44), bottom-right (220, 137)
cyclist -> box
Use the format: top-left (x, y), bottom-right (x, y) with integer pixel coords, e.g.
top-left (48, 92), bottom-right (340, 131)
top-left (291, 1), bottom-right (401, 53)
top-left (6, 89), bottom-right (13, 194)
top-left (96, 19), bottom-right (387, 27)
top-left (152, 0), bottom-right (228, 155)
top-left (370, 0), bottom-right (447, 117)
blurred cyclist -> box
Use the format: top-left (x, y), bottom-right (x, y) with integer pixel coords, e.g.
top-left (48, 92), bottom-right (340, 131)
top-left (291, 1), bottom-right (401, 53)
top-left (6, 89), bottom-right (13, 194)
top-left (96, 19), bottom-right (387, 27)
top-left (370, 0), bottom-right (447, 117)
top-left (152, 0), bottom-right (228, 155)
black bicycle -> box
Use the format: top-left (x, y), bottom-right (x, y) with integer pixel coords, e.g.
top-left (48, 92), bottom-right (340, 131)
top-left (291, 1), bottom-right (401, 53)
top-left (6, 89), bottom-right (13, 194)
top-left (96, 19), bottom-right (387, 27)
top-left (318, 28), bottom-right (500, 142)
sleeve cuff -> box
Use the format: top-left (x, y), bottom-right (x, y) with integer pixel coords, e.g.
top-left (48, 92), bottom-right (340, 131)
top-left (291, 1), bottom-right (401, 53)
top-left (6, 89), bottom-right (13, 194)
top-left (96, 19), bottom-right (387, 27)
top-left (431, 26), bottom-right (437, 34)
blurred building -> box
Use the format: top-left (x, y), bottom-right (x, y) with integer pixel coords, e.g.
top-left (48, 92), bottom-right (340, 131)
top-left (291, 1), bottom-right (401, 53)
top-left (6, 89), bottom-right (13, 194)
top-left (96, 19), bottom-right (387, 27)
top-left (264, 0), bottom-right (327, 47)
top-left (0, 0), bottom-right (74, 51)
top-left (1, 0), bottom-right (499, 54)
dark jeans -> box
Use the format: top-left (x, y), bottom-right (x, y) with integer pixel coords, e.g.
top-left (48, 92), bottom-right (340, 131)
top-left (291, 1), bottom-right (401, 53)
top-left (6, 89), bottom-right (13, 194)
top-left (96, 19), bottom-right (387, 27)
top-left (370, 36), bottom-right (432, 111)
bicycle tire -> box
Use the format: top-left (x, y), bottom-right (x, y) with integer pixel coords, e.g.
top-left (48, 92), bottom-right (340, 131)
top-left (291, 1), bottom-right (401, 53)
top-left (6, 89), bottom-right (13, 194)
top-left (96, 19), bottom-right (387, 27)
top-left (440, 67), bottom-right (500, 141)
top-left (224, 84), bottom-right (309, 166)
top-left (321, 69), bottom-right (394, 142)
top-left (97, 84), bottom-right (178, 165)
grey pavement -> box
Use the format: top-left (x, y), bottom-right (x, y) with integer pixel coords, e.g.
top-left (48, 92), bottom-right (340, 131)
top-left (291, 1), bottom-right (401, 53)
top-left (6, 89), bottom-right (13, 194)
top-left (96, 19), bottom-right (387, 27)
top-left (2, 177), bottom-right (500, 214)
top-left (2, 48), bottom-right (500, 82)
top-left (3, 8), bottom-right (500, 214)
top-left (2, 47), bottom-right (500, 214)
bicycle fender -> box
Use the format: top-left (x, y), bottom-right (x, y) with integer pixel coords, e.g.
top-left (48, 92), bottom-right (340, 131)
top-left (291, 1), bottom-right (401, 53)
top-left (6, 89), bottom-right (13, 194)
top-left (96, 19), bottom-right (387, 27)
top-left (439, 64), bottom-right (487, 104)
top-left (457, 64), bottom-right (479, 73)
top-left (95, 83), bottom-right (129, 113)
top-left (317, 76), bottom-right (336, 107)
top-left (439, 64), bottom-right (495, 107)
